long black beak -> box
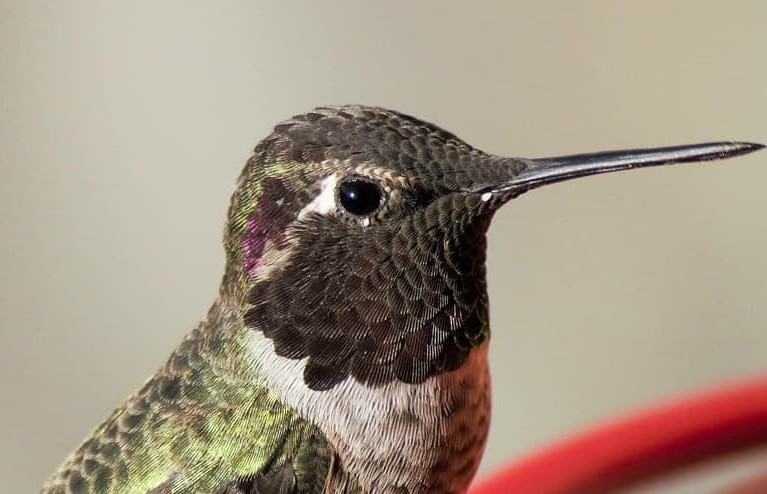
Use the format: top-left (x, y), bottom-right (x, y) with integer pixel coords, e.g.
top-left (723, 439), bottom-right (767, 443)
top-left (485, 141), bottom-right (764, 195)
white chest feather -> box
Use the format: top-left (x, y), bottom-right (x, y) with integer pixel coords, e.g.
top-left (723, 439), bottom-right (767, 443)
top-left (247, 331), bottom-right (491, 494)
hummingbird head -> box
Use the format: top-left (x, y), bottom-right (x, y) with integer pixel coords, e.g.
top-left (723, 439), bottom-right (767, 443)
top-left (225, 106), bottom-right (514, 391)
top-left (223, 105), bottom-right (762, 391)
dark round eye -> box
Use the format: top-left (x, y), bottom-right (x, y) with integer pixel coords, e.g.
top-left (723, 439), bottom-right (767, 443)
top-left (338, 178), bottom-right (384, 216)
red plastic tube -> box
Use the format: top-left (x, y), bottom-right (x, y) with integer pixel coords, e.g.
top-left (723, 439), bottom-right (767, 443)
top-left (469, 375), bottom-right (767, 494)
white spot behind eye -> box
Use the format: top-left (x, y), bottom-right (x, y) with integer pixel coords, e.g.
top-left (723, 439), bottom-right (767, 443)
top-left (298, 175), bottom-right (338, 220)
top-left (481, 192), bottom-right (492, 202)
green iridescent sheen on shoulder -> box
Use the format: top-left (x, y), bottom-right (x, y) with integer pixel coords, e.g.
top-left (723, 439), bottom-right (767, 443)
top-left (40, 310), bottom-right (331, 494)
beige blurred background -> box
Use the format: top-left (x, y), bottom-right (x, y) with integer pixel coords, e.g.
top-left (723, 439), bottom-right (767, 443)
top-left (2, 2), bottom-right (766, 493)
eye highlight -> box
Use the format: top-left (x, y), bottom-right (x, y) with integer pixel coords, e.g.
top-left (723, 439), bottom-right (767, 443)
top-left (337, 177), bottom-right (385, 217)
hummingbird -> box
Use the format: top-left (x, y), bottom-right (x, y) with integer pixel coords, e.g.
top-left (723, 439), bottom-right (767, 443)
top-left (40, 106), bottom-right (762, 494)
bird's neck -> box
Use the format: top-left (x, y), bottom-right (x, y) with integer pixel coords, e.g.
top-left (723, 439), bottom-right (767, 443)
top-left (247, 327), bottom-right (492, 494)
top-left (215, 268), bottom-right (492, 493)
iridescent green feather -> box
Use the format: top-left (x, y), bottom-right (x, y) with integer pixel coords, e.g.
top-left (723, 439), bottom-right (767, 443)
top-left (40, 309), bottom-right (331, 494)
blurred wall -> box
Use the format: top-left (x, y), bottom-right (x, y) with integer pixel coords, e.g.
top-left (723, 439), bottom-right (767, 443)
top-left (1, 2), bottom-right (766, 493)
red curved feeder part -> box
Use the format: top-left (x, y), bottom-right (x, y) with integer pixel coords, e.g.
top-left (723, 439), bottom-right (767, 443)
top-left (469, 375), bottom-right (767, 494)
